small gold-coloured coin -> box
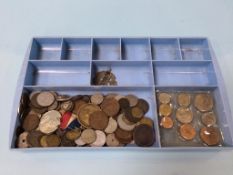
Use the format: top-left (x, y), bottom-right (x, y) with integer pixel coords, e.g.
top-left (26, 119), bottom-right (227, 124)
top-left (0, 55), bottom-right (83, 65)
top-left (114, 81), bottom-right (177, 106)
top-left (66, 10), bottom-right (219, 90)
top-left (176, 107), bottom-right (193, 124)
top-left (160, 116), bottom-right (173, 129)
top-left (177, 93), bottom-right (191, 107)
top-left (65, 128), bottom-right (81, 141)
top-left (46, 134), bottom-right (61, 147)
top-left (200, 127), bottom-right (221, 146)
top-left (91, 93), bottom-right (104, 105)
top-left (179, 124), bottom-right (196, 141)
top-left (81, 129), bottom-right (97, 144)
top-left (131, 106), bottom-right (144, 119)
top-left (194, 93), bottom-right (214, 112)
top-left (201, 112), bottom-right (216, 127)
top-left (138, 117), bottom-right (154, 128)
top-left (158, 93), bottom-right (171, 104)
top-left (40, 135), bottom-right (48, 147)
top-left (159, 104), bottom-right (172, 117)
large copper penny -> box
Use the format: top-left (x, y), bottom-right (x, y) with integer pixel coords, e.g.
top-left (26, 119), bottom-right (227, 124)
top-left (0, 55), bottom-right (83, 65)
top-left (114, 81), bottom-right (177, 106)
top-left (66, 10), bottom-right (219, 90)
top-left (22, 114), bottom-right (40, 131)
top-left (200, 127), bottom-right (221, 146)
top-left (179, 124), bottom-right (196, 141)
top-left (136, 98), bottom-right (149, 113)
top-left (133, 124), bottom-right (155, 147)
top-left (177, 93), bottom-right (191, 107)
top-left (176, 107), bottom-right (193, 124)
top-left (160, 116), bottom-right (173, 129)
top-left (89, 111), bottom-right (109, 130)
top-left (115, 128), bottom-right (133, 144)
top-left (100, 98), bottom-right (120, 116)
top-left (65, 128), bottom-right (81, 141)
top-left (159, 104), bottom-right (172, 117)
top-left (194, 93), bottom-right (213, 112)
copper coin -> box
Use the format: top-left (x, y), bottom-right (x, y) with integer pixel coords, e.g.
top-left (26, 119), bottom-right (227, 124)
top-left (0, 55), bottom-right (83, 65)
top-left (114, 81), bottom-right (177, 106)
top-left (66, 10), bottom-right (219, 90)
top-left (194, 93), bottom-right (214, 112)
top-left (22, 114), bottom-right (40, 131)
top-left (90, 130), bottom-right (106, 147)
top-left (65, 128), bottom-right (81, 141)
top-left (36, 92), bottom-right (55, 107)
top-left (61, 135), bottom-right (76, 147)
top-left (201, 112), bottom-right (216, 127)
top-left (125, 94), bottom-right (138, 107)
top-left (78, 104), bottom-right (101, 128)
top-left (27, 131), bottom-right (43, 147)
top-left (115, 128), bottom-right (133, 144)
top-left (160, 116), bottom-right (173, 129)
top-left (106, 133), bottom-right (120, 147)
top-left (179, 124), bottom-right (196, 141)
top-left (118, 98), bottom-right (130, 109)
top-left (46, 134), bottom-right (61, 147)
top-left (133, 124), bottom-right (155, 147)
top-left (131, 106), bottom-right (144, 119)
top-left (177, 93), bottom-right (191, 107)
top-left (158, 93), bottom-right (171, 104)
top-left (104, 117), bottom-right (118, 134)
top-left (138, 117), bottom-right (154, 128)
top-left (200, 127), bottom-right (221, 146)
top-left (136, 98), bottom-right (149, 113)
top-left (81, 129), bottom-right (97, 144)
top-left (159, 104), bottom-right (172, 117)
top-left (124, 107), bottom-right (141, 123)
top-left (72, 100), bottom-right (87, 115)
top-left (91, 93), bottom-right (104, 105)
top-left (100, 98), bottom-right (120, 116)
top-left (17, 132), bottom-right (30, 148)
top-left (89, 111), bottom-right (109, 130)
top-left (176, 107), bottom-right (193, 124)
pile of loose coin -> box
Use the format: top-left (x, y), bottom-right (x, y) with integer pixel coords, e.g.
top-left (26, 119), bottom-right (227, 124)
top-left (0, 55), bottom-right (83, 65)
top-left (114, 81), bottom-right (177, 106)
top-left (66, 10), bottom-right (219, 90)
top-left (17, 91), bottom-right (155, 148)
top-left (157, 91), bottom-right (222, 146)
top-left (93, 69), bottom-right (118, 85)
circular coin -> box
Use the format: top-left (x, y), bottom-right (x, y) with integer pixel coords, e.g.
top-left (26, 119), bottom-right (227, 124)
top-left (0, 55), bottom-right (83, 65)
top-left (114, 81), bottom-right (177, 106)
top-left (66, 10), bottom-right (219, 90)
top-left (159, 104), bottom-right (172, 117)
top-left (91, 93), bottom-right (104, 105)
top-left (177, 93), bottom-right (191, 107)
top-left (118, 98), bottom-right (130, 109)
top-left (136, 98), bottom-right (149, 113)
top-left (124, 107), bottom-right (141, 123)
top-left (100, 98), bottom-right (120, 116)
top-left (65, 128), bottom-right (81, 141)
top-left (36, 92), bottom-right (55, 107)
top-left (160, 116), bottom-right (173, 129)
top-left (89, 111), bottom-right (109, 130)
top-left (72, 100), bottom-right (87, 115)
top-left (179, 124), bottom-right (196, 141)
top-left (40, 135), bottom-right (48, 147)
top-left (81, 129), bottom-right (97, 144)
top-left (115, 128), bottom-right (133, 144)
top-left (200, 127), bottom-right (221, 146)
top-left (22, 114), bottom-right (40, 131)
top-left (106, 133), bottom-right (120, 147)
top-left (61, 135), bottom-right (76, 147)
top-left (75, 137), bottom-right (86, 146)
top-left (117, 113), bottom-right (136, 131)
top-left (61, 100), bottom-right (74, 111)
top-left (90, 130), bottom-right (106, 147)
top-left (138, 117), bottom-right (154, 128)
top-left (46, 134), bottom-right (61, 147)
top-left (48, 100), bottom-right (59, 111)
top-left (104, 117), bottom-right (118, 134)
top-left (18, 132), bottom-right (30, 148)
top-left (125, 95), bottom-right (138, 107)
top-left (133, 124), bottom-right (155, 147)
top-left (201, 112), bottom-right (216, 127)
top-left (194, 93), bottom-right (213, 112)
top-left (131, 106), bottom-right (144, 119)
top-left (158, 93), bottom-right (171, 104)
top-left (176, 107), bottom-right (193, 124)
top-left (27, 131), bottom-right (43, 147)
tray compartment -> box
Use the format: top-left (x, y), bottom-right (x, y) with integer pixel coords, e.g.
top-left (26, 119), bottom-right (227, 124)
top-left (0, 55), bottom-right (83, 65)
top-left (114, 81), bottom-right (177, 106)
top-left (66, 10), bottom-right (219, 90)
top-left (180, 38), bottom-right (211, 60)
top-left (91, 61), bottom-right (154, 86)
top-left (121, 38), bottom-right (151, 60)
top-left (151, 38), bottom-right (181, 60)
top-left (153, 61), bottom-right (217, 86)
top-left (61, 38), bottom-right (92, 60)
top-left (24, 61), bottom-right (91, 86)
top-left (92, 38), bottom-right (120, 61)
top-left (29, 38), bottom-right (62, 60)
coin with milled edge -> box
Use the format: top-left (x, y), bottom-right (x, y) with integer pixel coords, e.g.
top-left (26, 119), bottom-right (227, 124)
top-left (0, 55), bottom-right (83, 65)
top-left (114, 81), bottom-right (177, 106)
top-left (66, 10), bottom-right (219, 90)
top-left (104, 117), bottom-right (118, 134)
top-left (100, 98), bottom-right (120, 116)
top-left (90, 130), bottom-right (106, 147)
top-left (201, 112), bottom-right (216, 127)
top-left (18, 132), bottom-right (30, 148)
top-left (125, 95), bottom-right (138, 107)
top-left (200, 127), bottom-right (221, 146)
top-left (89, 111), bottom-right (109, 130)
top-left (177, 93), bottom-right (191, 107)
top-left (158, 93), bottom-right (171, 104)
top-left (81, 129), bottom-right (97, 144)
top-left (176, 107), bottom-right (193, 124)
top-left (159, 104), bottom-right (172, 117)
top-left (179, 124), bottom-right (196, 141)
top-left (106, 133), bottom-right (120, 147)
top-left (194, 93), bottom-right (213, 112)
top-left (160, 116), bottom-right (173, 129)
top-left (36, 92), bottom-right (55, 107)
top-left (91, 93), bottom-right (104, 105)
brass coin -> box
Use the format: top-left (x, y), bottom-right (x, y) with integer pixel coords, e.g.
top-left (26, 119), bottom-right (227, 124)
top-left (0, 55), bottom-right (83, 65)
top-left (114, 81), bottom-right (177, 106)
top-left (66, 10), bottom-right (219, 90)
top-left (81, 129), bottom-right (97, 144)
top-left (125, 94), bottom-right (138, 107)
top-left (106, 133), bottom-right (120, 147)
top-left (22, 114), bottom-right (40, 131)
top-left (72, 100), bottom-right (87, 115)
top-left (160, 116), bottom-right (173, 129)
top-left (177, 93), bottom-right (191, 107)
top-left (138, 117), bottom-right (154, 128)
top-left (40, 135), bottom-right (48, 147)
top-left (104, 117), bottom-right (118, 134)
top-left (194, 93), bottom-right (214, 112)
top-left (159, 104), bottom-right (172, 117)
top-left (100, 98), bottom-right (120, 116)
top-left (78, 104), bottom-right (101, 128)
top-left (36, 91), bottom-right (55, 107)
top-left (158, 93), bottom-right (171, 104)
top-left (65, 128), bottom-right (81, 141)
top-left (46, 134), bottom-right (61, 147)
top-left (61, 135), bottom-right (76, 147)
top-left (61, 100), bottom-right (74, 111)
top-left (91, 93), bottom-right (104, 105)
top-left (124, 107), bottom-right (141, 123)
top-left (179, 124), bottom-right (196, 141)
top-left (89, 111), bottom-right (109, 130)
top-left (201, 112), bottom-right (216, 127)
top-left (17, 132), bottom-right (30, 148)
top-left (131, 106), bottom-right (144, 119)
top-left (176, 107), bottom-right (193, 124)
top-left (90, 130), bottom-right (106, 147)
top-left (200, 127), bottom-right (221, 146)
top-left (136, 98), bottom-right (149, 113)
top-left (27, 131), bottom-right (43, 147)
top-left (115, 128), bottom-right (133, 144)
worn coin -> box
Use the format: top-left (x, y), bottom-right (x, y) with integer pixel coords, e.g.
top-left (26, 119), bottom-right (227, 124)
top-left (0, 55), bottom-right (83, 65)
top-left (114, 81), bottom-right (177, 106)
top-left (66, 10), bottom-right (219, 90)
top-left (125, 94), bottom-right (138, 107)
top-left (138, 117), bottom-right (154, 128)
top-left (158, 93), bottom-right (171, 104)
top-left (89, 111), bottom-right (109, 130)
top-left (36, 92), bottom-right (55, 107)
top-left (72, 100), bottom-right (87, 115)
top-left (46, 134), bottom-right (61, 147)
top-left (100, 98), bottom-right (120, 116)
top-left (104, 117), bottom-right (118, 134)
top-left (201, 112), bottom-right (217, 127)
top-left (90, 130), bottom-right (106, 147)
top-left (106, 133), bottom-right (120, 147)
top-left (136, 98), bottom-right (149, 113)
top-left (200, 127), bottom-right (221, 146)
top-left (18, 132), bottom-right (30, 148)
top-left (65, 128), bottom-right (81, 141)
top-left (22, 114), bottom-right (40, 131)
top-left (75, 136), bottom-right (86, 146)
top-left (115, 128), bottom-right (133, 144)
top-left (131, 106), bottom-right (144, 119)
top-left (177, 93), bottom-right (191, 107)
top-left (179, 124), bottom-right (196, 141)
top-left (159, 104), bottom-right (172, 117)
top-left (115, 95), bottom-right (125, 101)
top-left (160, 116), bottom-right (173, 129)
top-left (61, 135), bottom-right (76, 147)
top-left (48, 100), bottom-right (59, 111)
top-left (56, 95), bottom-right (72, 102)
top-left (30, 92), bottom-right (42, 108)
top-left (118, 98), bottom-right (130, 109)
top-left (40, 135), bottom-right (48, 147)
top-left (133, 124), bottom-right (155, 147)
top-left (125, 107), bottom-right (142, 123)
top-left (117, 113), bottom-right (136, 131)
top-left (194, 93), bottom-right (213, 112)
top-left (91, 93), bottom-right (104, 105)
top-left (61, 100), bottom-right (74, 111)
top-left (81, 129), bottom-right (97, 144)
top-left (27, 131), bottom-right (43, 147)
top-left (78, 104), bottom-right (101, 128)
top-left (176, 107), bottom-right (193, 124)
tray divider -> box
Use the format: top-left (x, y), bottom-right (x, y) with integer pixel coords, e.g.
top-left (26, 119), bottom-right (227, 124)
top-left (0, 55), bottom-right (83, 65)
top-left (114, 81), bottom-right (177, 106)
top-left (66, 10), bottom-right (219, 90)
top-left (148, 38), bottom-right (153, 60)
top-left (177, 38), bottom-right (183, 60)
top-left (120, 38), bottom-right (122, 60)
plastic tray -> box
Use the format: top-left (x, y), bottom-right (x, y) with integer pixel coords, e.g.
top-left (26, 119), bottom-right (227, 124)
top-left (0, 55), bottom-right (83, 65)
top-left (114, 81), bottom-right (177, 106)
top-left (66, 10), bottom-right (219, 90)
top-left (10, 37), bottom-right (233, 151)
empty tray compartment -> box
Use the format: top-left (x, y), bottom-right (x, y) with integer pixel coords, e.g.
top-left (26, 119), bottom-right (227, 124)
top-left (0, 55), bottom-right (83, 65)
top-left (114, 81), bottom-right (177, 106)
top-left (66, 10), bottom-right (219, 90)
top-left (93, 38), bottom-right (120, 60)
top-left (91, 61), bottom-right (154, 86)
top-left (24, 61), bottom-right (91, 86)
top-left (61, 38), bottom-right (92, 60)
top-left (180, 38), bottom-right (211, 60)
top-left (153, 61), bottom-right (217, 86)
top-left (29, 38), bottom-right (62, 60)
top-left (151, 38), bottom-right (181, 60)
top-left (121, 38), bottom-right (151, 60)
